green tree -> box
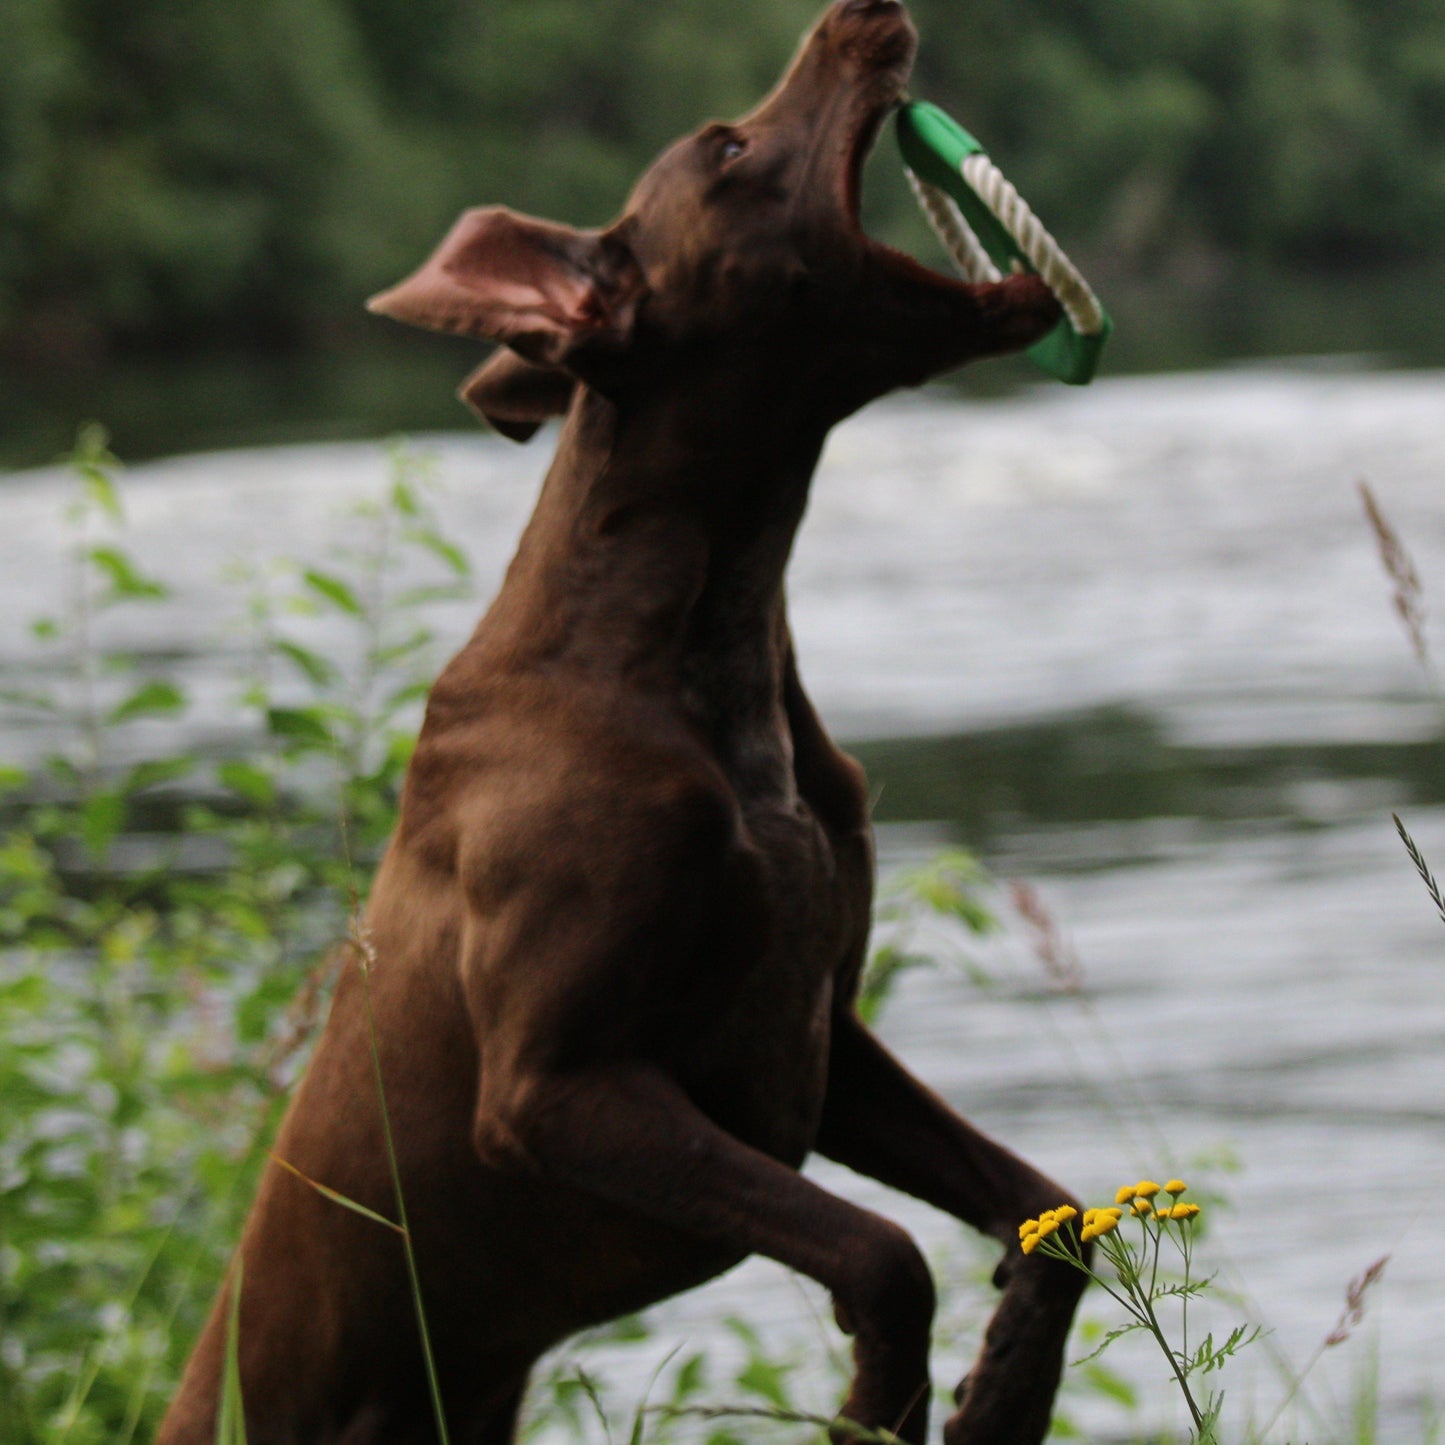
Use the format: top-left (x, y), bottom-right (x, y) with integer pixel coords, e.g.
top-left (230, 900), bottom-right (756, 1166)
top-left (3, 0), bottom-right (1445, 358)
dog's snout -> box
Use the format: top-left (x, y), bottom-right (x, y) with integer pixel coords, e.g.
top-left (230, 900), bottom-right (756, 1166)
top-left (826, 0), bottom-right (914, 63)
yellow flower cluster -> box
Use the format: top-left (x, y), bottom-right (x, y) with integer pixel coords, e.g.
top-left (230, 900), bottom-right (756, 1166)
top-left (1160, 1202), bottom-right (1201, 1221)
top-left (1113, 1179), bottom-right (1199, 1224)
top-left (1081, 1206), bottom-right (1124, 1241)
top-left (1018, 1205), bottom-right (1078, 1254)
top-left (1017, 1180), bottom-right (1200, 1253)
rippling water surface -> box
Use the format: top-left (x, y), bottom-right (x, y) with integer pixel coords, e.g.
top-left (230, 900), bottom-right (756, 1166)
top-left (3, 367), bottom-right (1443, 1439)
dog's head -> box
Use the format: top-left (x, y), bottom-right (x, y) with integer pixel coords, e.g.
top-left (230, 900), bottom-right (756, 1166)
top-left (369, 0), bottom-right (1059, 440)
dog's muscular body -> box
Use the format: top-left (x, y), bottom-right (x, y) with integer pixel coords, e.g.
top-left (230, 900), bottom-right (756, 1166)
top-left (160, 4), bottom-right (1086, 1442)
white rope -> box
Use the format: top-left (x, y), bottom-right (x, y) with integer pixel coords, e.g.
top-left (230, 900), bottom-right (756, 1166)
top-left (960, 152), bottom-right (1106, 337)
top-left (906, 159), bottom-right (1107, 338)
top-left (905, 168), bottom-right (998, 285)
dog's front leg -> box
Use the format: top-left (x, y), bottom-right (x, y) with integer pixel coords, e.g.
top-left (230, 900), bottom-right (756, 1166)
top-left (475, 1061), bottom-right (935, 1444)
top-left (816, 1012), bottom-right (1087, 1445)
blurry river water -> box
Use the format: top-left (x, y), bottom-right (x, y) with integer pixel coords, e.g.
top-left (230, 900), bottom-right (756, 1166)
top-left (3, 366), bottom-right (1444, 1440)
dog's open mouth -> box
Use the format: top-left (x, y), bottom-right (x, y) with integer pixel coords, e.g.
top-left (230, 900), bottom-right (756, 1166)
top-left (840, 97), bottom-right (894, 230)
top-left (832, 10), bottom-right (988, 298)
top-left (844, 88), bottom-right (984, 298)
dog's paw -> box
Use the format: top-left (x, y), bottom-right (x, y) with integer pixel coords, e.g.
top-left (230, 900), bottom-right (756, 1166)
top-left (942, 1368), bottom-right (1055, 1445)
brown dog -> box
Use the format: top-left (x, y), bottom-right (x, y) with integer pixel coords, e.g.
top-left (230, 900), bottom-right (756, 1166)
top-left (160, 3), bottom-right (1085, 1441)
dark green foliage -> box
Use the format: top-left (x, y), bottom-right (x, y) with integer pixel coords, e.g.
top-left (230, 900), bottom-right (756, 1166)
top-left (1, 0), bottom-right (1443, 362)
top-left (904, 0), bottom-right (1445, 271)
top-left (0, 0), bottom-right (442, 351)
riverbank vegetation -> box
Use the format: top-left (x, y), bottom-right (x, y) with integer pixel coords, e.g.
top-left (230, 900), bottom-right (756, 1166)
top-left (4, 0), bottom-right (1444, 467)
top-left (3, 0), bottom-right (1444, 366)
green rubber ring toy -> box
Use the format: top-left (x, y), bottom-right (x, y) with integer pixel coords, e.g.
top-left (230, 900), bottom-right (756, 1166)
top-left (897, 100), bottom-right (1113, 386)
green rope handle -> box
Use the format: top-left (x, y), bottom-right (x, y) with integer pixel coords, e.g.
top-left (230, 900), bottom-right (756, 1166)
top-left (897, 100), bottom-right (1112, 386)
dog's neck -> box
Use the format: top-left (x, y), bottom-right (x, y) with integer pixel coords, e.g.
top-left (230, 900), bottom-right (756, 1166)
top-left (457, 383), bottom-right (830, 796)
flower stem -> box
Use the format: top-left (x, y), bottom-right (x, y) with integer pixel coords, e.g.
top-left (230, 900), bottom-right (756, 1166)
top-left (1138, 1290), bottom-right (1205, 1436)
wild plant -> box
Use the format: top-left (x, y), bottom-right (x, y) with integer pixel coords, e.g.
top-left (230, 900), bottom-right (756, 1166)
top-left (1020, 1179), bottom-right (1259, 1444)
top-left (1360, 481), bottom-right (1445, 934)
top-left (1359, 481), bottom-right (1430, 679)
top-left (0, 430), bottom-right (471, 1443)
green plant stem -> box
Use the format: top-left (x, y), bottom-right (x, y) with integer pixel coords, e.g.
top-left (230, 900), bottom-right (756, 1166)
top-left (1138, 1289), bottom-right (1205, 1436)
top-left (56, 1211), bottom-right (180, 1441)
top-left (72, 507), bottom-right (101, 786)
top-left (356, 502), bottom-right (393, 771)
top-left (355, 934), bottom-right (452, 1445)
top-left (648, 1402), bottom-right (905, 1444)
top-left (1179, 1227), bottom-right (1193, 1378)
top-left (1116, 1220), bottom-right (1206, 1437)
top-left (1050, 1223), bottom-right (1208, 1438)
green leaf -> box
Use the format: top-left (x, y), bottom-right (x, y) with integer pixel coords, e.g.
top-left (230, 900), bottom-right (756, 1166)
top-left (671, 1352), bottom-right (707, 1403)
top-left (1198, 1392), bottom-right (1225, 1444)
top-left (1155, 1279), bottom-right (1211, 1302)
top-left (916, 876), bottom-right (996, 933)
top-left (81, 792), bottom-right (125, 859)
top-left (373, 625), bottom-right (432, 662)
top-left (0, 971), bottom-right (48, 1007)
top-left (386, 732), bottom-right (417, 770)
top-left (734, 1357), bottom-right (793, 1410)
top-left (274, 639), bottom-right (338, 687)
top-left (1071, 1321), bottom-right (1146, 1366)
top-left (84, 472), bottom-right (124, 522)
top-left (216, 1262), bottom-right (248, 1445)
top-left (571, 1368), bottom-right (612, 1445)
top-left (302, 569), bottom-right (364, 617)
top-left (1187, 1324), bottom-right (1263, 1378)
top-left (597, 1313), bottom-right (650, 1343)
top-left (1082, 1362), bottom-right (1138, 1408)
top-left (109, 680), bottom-right (186, 724)
top-left (390, 478), bottom-right (421, 517)
top-left (858, 943), bottom-right (932, 1022)
top-left (89, 546), bottom-right (167, 600)
top-left (405, 527), bottom-right (471, 577)
top-left (69, 424), bottom-right (124, 521)
top-left (265, 707), bottom-right (335, 750)
top-left (122, 757), bottom-right (193, 796)
top-left (628, 1345), bottom-right (683, 1445)
top-left (381, 680), bottom-right (431, 715)
top-left (267, 1154), bottom-right (405, 1234)
top-left (217, 761), bottom-right (276, 808)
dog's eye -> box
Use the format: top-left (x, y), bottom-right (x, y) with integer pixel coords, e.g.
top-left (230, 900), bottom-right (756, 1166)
top-left (697, 125), bottom-right (750, 176)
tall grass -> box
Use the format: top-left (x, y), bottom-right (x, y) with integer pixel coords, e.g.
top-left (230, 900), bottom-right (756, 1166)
top-left (0, 429), bottom-right (464, 1441)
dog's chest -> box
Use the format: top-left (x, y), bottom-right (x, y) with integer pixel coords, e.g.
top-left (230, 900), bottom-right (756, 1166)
top-left (684, 788), bottom-right (872, 1165)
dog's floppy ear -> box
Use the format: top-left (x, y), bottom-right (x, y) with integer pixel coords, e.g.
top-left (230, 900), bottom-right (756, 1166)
top-left (459, 350), bottom-right (577, 443)
top-left (367, 207), bottom-right (644, 370)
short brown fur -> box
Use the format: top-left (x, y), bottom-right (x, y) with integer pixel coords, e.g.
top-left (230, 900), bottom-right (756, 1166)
top-left (160, 4), bottom-right (1085, 1442)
